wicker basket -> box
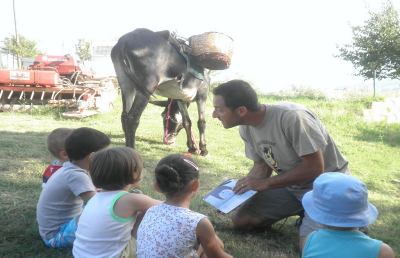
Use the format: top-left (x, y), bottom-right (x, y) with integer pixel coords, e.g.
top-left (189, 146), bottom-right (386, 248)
top-left (189, 32), bottom-right (233, 70)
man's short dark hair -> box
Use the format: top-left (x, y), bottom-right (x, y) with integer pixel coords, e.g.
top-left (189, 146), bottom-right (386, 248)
top-left (212, 79), bottom-right (259, 111)
top-left (65, 127), bottom-right (110, 161)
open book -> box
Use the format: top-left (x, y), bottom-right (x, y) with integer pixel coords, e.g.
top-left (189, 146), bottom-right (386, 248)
top-left (203, 179), bottom-right (257, 214)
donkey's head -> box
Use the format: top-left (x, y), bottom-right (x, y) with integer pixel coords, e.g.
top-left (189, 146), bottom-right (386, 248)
top-left (151, 99), bottom-right (184, 145)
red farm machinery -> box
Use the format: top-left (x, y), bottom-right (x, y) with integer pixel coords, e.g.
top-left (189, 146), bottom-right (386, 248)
top-left (0, 54), bottom-right (116, 116)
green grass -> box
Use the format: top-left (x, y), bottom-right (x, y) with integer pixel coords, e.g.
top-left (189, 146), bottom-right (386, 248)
top-left (0, 93), bottom-right (399, 257)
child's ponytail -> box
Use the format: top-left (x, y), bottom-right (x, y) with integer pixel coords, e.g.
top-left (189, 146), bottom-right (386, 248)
top-left (156, 164), bottom-right (181, 195)
top-left (155, 154), bottom-right (199, 198)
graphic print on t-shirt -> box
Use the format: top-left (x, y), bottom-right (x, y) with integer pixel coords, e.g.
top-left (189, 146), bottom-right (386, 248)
top-left (261, 146), bottom-right (282, 172)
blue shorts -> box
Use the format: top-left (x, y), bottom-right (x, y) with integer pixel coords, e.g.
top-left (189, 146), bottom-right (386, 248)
top-left (43, 217), bottom-right (78, 248)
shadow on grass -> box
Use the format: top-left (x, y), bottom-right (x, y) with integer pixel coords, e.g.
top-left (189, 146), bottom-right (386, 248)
top-left (0, 175), bottom-right (72, 258)
top-left (354, 124), bottom-right (400, 147)
top-left (3, 128), bottom-right (397, 257)
top-left (108, 133), bottom-right (174, 151)
top-left (0, 131), bottom-right (49, 172)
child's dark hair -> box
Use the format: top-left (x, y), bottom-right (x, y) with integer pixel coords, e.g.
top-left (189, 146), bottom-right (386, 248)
top-left (155, 154), bottom-right (199, 198)
top-left (65, 127), bottom-right (110, 161)
top-left (90, 147), bottom-right (143, 191)
top-left (47, 128), bottom-right (74, 158)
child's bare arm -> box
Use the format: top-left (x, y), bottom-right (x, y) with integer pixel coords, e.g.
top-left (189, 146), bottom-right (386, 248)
top-left (79, 191), bottom-right (96, 204)
top-left (197, 218), bottom-right (233, 258)
top-left (114, 193), bottom-right (161, 218)
top-left (379, 243), bottom-right (395, 258)
top-left (131, 211), bottom-right (145, 238)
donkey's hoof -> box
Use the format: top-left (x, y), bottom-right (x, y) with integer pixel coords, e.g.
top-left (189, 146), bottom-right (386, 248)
top-left (200, 150), bottom-right (208, 156)
top-left (188, 148), bottom-right (199, 155)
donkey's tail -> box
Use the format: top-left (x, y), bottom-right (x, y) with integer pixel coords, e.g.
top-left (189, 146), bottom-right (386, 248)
top-left (111, 40), bottom-right (152, 98)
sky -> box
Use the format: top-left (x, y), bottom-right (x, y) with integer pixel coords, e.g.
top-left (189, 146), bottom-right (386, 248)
top-left (1, 0), bottom-right (400, 94)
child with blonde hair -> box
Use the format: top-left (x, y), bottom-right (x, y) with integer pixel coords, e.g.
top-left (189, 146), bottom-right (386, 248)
top-left (73, 146), bottom-right (160, 258)
top-left (42, 128), bottom-right (74, 187)
top-left (137, 153), bottom-right (232, 258)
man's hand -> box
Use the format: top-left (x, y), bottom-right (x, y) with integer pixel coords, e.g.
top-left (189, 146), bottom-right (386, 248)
top-left (233, 176), bottom-right (270, 194)
top-left (233, 161), bottom-right (272, 194)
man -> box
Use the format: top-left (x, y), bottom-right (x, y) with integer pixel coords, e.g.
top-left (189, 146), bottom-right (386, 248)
top-left (212, 79), bottom-right (349, 248)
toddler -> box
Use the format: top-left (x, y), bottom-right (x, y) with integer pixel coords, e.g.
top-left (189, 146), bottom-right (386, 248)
top-left (42, 128), bottom-right (73, 187)
top-left (301, 172), bottom-right (395, 258)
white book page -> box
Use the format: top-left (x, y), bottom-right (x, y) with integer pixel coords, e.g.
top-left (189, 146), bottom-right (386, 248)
top-left (203, 179), bottom-right (257, 213)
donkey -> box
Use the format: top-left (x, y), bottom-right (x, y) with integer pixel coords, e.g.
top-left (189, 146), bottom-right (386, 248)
top-left (111, 28), bottom-right (209, 155)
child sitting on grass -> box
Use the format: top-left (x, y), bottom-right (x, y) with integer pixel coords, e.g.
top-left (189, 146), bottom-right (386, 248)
top-left (301, 172), bottom-right (395, 258)
top-left (73, 146), bottom-right (160, 258)
top-left (42, 128), bottom-right (74, 187)
top-left (36, 127), bottom-right (110, 248)
top-left (137, 153), bottom-right (232, 258)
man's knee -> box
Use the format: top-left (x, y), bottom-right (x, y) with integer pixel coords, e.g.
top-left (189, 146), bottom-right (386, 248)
top-left (231, 212), bottom-right (267, 230)
top-left (232, 212), bottom-right (251, 228)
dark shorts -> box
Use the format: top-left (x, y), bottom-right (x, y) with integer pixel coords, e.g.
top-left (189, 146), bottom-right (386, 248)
top-left (236, 187), bottom-right (322, 237)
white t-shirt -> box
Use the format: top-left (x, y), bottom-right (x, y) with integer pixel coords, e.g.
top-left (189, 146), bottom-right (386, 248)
top-left (137, 203), bottom-right (206, 258)
top-left (73, 191), bottom-right (135, 258)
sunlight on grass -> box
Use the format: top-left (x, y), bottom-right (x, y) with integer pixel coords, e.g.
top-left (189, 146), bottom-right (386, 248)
top-left (0, 93), bottom-right (399, 257)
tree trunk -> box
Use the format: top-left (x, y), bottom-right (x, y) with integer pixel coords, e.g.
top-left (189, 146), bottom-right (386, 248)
top-left (373, 69), bottom-right (376, 97)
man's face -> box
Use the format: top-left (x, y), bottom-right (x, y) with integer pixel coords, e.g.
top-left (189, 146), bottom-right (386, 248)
top-left (212, 95), bottom-right (239, 129)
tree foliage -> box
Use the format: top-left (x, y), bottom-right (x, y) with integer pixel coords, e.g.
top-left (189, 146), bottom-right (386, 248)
top-left (338, 2), bottom-right (400, 81)
top-left (337, 2), bottom-right (400, 96)
top-left (3, 34), bottom-right (40, 58)
top-left (75, 39), bottom-right (92, 62)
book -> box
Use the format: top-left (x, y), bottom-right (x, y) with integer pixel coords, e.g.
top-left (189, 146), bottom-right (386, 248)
top-left (203, 179), bottom-right (257, 214)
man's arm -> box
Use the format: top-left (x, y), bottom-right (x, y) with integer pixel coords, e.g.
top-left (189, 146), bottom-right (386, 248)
top-left (248, 161), bottom-right (272, 178)
top-left (235, 150), bottom-right (324, 194)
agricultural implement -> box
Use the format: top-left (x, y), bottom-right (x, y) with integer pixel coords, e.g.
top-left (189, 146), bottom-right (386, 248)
top-left (0, 54), bottom-right (116, 116)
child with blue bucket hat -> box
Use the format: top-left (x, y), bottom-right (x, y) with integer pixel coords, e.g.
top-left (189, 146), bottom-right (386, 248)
top-left (301, 172), bottom-right (395, 258)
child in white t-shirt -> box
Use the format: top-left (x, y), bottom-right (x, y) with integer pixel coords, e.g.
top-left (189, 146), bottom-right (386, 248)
top-left (137, 153), bottom-right (232, 258)
top-left (73, 147), bottom-right (160, 258)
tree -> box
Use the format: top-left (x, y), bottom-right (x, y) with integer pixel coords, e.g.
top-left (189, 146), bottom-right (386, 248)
top-left (75, 39), bottom-right (92, 62)
top-left (4, 34), bottom-right (40, 68)
top-left (337, 2), bottom-right (400, 97)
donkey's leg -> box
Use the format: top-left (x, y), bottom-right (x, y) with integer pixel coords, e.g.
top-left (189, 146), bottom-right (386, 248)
top-left (126, 90), bottom-right (150, 149)
top-left (196, 87), bottom-right (208, 156)
top-left (114, 61), bottom-right (137, 148)
top-left (177, 100), bottom-right (198, 154)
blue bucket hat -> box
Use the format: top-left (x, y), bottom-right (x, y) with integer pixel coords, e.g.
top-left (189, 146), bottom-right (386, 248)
top-left (302, 172), bottom-right (378, 228)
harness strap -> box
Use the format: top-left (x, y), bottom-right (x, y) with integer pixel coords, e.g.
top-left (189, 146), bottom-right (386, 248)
top-left (163, 99), bottom-right (174, 144)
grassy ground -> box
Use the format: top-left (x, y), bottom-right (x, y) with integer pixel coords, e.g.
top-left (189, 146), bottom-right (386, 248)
top-left (0, 93), bottom-right (399, 257)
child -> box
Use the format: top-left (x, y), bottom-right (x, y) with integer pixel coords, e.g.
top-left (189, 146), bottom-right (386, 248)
top-left (301, 172), bottom-right (395, 258)
top-left (42, 128), bottom-right (74, 187)
top-left (137, 154), bottom-right (233, 258)
top-left (36, 127), bottom-right (111, 248)
top-left (73, 147), bottom-right (160, 258)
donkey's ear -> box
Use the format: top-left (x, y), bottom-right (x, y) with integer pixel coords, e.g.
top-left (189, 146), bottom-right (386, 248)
top-left (156, 30), bottom-right (170, 40)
